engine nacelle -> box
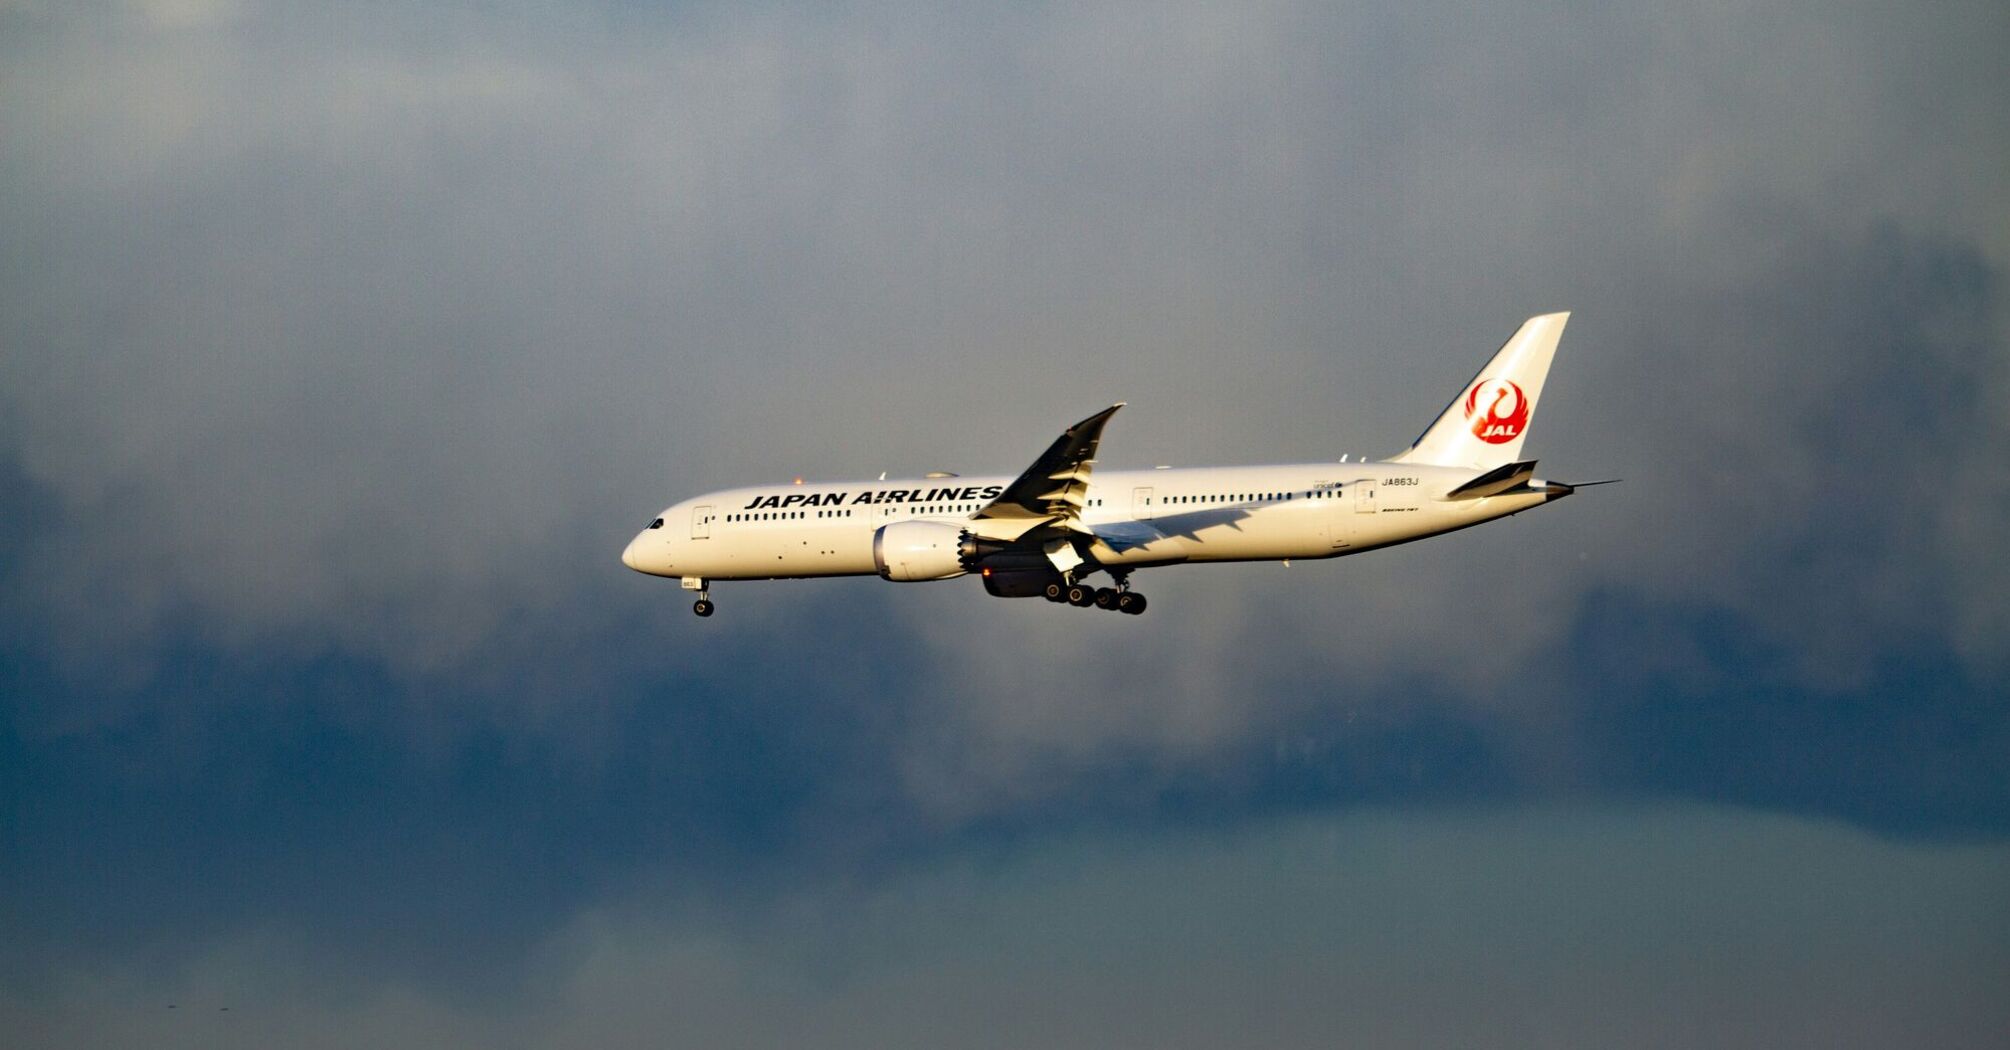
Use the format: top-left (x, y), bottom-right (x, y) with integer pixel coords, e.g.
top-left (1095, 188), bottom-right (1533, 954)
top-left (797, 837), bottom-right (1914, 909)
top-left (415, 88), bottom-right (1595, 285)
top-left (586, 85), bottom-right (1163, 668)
top-left (873, 520), bottom-right (970, 582)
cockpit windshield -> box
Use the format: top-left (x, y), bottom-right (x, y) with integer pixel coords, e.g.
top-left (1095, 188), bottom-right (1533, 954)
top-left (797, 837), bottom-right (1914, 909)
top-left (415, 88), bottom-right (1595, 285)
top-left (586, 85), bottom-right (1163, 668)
top-left (648, 518), bottom-right (664, 529)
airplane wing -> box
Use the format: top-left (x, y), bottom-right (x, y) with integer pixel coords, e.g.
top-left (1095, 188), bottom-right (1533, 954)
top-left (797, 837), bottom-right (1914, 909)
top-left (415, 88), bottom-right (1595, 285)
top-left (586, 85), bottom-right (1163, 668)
top-left (971, 403), bottom-right (1124, 535)
top-left (1086, 519), bottom-right (1167, 552)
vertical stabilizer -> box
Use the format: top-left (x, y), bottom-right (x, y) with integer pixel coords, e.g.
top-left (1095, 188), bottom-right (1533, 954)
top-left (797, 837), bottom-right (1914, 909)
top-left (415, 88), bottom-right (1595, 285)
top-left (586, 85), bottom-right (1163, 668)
top-left (1391, 312), bottom-right (1569, 469)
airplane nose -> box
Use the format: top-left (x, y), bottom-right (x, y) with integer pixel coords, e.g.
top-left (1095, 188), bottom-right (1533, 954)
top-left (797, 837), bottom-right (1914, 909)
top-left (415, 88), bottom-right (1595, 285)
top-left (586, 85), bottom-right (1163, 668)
top-left (621, 535), bottom-right (641, 571)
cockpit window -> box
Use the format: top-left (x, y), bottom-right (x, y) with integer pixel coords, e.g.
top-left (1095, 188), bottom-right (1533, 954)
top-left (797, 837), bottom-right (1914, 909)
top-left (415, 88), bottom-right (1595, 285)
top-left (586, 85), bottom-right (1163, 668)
top-left (648, 518), bottom-right (664, 529)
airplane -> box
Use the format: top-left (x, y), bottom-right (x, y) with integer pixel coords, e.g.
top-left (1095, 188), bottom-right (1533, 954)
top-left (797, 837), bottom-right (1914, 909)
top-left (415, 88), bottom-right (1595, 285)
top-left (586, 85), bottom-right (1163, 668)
top-left (622, 312), bottom-right (1605, 617)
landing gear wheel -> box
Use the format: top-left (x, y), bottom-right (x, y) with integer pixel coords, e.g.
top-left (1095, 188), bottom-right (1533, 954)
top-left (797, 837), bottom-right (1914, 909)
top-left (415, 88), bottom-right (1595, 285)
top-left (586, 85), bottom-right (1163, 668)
top-left (692, 599), bottom-right (714, 617)
top-left (1043, 580), bottom-right (1068, 603)
top-left (1094, 587), bottom-right (1120, 609)
top-left (1117, 592), bottom-right (1147, 615)
top-left (1066, 584), bottom-right (1096, 607)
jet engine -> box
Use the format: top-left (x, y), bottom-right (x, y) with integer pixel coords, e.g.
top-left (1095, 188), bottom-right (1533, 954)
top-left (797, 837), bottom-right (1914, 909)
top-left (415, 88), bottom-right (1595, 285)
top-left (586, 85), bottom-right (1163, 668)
top-left (873, 521), bottom-right (971, 581)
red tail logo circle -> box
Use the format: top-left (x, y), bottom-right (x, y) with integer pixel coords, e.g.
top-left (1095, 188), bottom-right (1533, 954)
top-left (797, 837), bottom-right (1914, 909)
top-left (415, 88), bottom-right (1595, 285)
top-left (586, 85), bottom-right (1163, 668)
top-left (1463, 378), bottom-right (1528, 444)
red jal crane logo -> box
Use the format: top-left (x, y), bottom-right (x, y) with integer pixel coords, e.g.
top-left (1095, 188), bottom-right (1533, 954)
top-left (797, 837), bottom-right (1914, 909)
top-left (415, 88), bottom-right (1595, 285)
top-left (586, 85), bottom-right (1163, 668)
top-left (1464, 378), bottom-right (1529, 444)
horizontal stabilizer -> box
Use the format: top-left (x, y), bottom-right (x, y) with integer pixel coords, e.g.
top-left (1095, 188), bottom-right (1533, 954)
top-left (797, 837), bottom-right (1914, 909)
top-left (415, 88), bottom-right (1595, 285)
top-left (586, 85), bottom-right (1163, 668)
top-left (1446, 460), bottom-right (1539, 500)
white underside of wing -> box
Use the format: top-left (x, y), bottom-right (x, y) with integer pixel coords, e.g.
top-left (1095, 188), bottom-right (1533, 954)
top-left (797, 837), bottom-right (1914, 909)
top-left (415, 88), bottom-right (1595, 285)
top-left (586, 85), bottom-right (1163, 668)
top-left (1085, 519), bottom-right (1168, 552)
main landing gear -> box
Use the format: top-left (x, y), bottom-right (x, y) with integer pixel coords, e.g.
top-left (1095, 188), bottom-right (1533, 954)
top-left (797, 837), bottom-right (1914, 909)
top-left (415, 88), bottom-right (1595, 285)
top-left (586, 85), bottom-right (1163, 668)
top-left (1044, 575), bottom-right (1147, 615)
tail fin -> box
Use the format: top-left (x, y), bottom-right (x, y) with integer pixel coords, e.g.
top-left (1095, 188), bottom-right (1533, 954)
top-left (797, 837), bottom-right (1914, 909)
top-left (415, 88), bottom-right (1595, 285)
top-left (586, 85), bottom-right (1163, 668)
top-left (1391, 312), bottom-right (1569, 469)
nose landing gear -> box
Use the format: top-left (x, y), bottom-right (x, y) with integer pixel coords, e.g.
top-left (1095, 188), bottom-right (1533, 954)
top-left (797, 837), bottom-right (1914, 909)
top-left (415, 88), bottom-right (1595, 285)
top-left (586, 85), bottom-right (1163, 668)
top-left (683, 577), bottom-right (714, 617)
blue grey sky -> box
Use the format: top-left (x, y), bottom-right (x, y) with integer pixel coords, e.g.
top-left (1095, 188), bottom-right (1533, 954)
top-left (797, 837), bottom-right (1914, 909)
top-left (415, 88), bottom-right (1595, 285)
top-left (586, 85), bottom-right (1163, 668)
top-left (3, 1), bottom-right (2008, 1046)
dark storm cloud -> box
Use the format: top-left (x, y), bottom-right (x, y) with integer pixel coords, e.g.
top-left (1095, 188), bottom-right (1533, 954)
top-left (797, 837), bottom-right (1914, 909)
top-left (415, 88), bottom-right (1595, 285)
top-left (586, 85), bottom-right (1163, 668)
top-left (7, 806), bottom-right (2009, 1049)
top-left (4, 0), bottom-right (2009, 1041)
top-left (3, 0), bottom-right (2005, 705)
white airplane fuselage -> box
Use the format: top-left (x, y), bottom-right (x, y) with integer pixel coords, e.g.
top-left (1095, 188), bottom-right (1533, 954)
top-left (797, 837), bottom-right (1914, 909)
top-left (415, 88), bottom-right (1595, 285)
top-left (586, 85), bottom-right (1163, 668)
top-left (621, 462), bottom-right (1565, 583)
top-left (622, 312), bottom-right (1594, 616)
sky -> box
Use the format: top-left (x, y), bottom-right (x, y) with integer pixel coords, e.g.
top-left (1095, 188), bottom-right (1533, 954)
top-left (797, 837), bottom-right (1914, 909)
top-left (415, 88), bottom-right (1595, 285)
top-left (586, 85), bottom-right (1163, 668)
top-left (3, 0), bottom-right (2008, 1046)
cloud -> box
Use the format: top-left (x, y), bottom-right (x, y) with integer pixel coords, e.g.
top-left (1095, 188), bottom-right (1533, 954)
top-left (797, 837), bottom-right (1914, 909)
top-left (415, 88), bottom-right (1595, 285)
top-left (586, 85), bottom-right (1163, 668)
top-left (6, 805), bottom-right (2008, 1049)
top-left (3, 0), bottom-right (2009, 999)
